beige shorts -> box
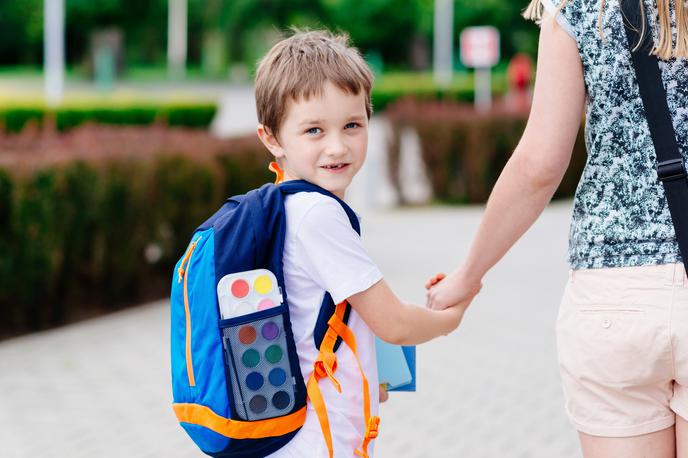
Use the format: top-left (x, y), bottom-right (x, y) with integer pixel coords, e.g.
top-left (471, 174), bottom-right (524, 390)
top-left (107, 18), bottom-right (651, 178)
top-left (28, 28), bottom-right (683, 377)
top-left (557, 262), bottom-right (688, 437)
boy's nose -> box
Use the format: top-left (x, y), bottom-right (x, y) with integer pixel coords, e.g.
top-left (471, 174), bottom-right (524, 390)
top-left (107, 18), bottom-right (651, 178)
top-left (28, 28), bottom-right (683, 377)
top-left (324, 135), bottom-right (347, 157)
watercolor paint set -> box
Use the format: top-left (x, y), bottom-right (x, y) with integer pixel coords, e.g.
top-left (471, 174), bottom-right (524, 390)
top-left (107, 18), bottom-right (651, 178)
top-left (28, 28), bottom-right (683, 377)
top-left (218, 269), bottom-right (296, 420)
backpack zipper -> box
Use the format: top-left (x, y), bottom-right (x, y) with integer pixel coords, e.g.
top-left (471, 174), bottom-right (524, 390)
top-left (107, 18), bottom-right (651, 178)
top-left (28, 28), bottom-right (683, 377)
top-left (178, 237), bottom-right (201, 387)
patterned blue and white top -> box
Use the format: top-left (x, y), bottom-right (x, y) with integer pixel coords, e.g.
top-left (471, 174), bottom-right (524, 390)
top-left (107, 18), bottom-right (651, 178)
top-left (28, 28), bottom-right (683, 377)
top-left (540, 0), bottom-right (688, 269)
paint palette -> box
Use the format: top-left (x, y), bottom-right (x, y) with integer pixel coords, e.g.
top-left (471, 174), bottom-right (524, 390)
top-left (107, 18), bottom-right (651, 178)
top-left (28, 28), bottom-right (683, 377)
top-left (219, 269), bottom-right (295, 421)
top-left (217, 269), bottom-right (283, 320)
top-left (221, 313), bottom-right (297, 421)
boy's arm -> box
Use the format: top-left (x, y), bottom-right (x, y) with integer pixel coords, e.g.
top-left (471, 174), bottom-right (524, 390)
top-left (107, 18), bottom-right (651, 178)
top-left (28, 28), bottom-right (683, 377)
top-left (347, 278), bottom-right (463, 346)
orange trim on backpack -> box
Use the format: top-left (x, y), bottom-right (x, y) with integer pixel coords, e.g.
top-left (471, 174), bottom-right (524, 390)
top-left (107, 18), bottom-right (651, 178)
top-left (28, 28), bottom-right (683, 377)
top-left (173, 403), bottom-right (306, 439)
top-left (269, 161), bottom-right (284, 184)
top-left (180, 238), bottom-right (201, 387)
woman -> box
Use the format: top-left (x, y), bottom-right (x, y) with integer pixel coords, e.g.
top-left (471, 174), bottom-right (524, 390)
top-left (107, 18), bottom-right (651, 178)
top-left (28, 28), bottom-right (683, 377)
top-left (427, 0), bottom-right (688, 456)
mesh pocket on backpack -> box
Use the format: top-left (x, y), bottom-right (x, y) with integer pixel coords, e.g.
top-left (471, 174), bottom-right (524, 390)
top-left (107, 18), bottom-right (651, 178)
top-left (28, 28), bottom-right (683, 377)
top-left (221, 308), bottom-right (297, 421)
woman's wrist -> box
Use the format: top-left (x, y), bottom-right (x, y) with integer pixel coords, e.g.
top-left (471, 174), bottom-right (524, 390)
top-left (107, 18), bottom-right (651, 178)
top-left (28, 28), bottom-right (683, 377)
top-left (456, 263), bottom-right (484, 288)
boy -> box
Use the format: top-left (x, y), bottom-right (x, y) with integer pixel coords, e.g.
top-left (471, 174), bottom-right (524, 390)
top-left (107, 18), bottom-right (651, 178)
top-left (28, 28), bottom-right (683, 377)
top-left (254, 30), bottom-right (464, 458)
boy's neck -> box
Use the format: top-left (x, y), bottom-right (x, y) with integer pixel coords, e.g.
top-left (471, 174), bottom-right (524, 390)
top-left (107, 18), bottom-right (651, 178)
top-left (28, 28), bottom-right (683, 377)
top-left (280, 177), bottom-right (347, 200)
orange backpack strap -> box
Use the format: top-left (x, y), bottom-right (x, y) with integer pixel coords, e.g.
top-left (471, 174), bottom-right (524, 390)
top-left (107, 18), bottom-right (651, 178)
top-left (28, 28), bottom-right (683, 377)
top-left (328, 310), bottom-right (380, 458)
top-left (306, 301), bottom-right (380, 458)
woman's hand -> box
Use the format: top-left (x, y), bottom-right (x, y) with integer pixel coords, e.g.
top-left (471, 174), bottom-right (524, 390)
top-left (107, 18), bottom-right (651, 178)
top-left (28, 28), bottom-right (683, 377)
top-left (425, 266), bottom-right (482, 311)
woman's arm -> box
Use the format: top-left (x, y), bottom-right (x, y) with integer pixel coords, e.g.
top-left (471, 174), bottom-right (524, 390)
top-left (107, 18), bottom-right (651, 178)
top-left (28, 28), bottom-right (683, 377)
top-left (427, 15), bottom-right (586, 311)
top-left (347, 278), bottom-right (464, 345)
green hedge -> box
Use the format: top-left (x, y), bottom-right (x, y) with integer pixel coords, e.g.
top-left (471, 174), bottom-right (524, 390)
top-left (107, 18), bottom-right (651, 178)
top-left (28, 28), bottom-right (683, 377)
top-left (0, 108), bottom-right (45, 133)
top-left (0, 144), bottom-right (272, 337)
top-left (372, 87), bottom-right (478, 113)
top-left (386, 98), bottom-right (586, 204)
top-left (372, 71), bottom-right (508, 113)
top-left (0, 104), bottom-right (217, 133)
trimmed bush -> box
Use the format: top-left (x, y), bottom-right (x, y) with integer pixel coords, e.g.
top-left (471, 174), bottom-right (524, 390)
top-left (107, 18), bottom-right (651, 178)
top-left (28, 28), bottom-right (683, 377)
top-left (0, 104), bottom-right (218, 133)
top-left (386, 98), bottom-right (586, 204)
top-left (0, 108), bottom-right (44, 133)
top-left (0, 139), bottom-right (272, 338)
top-left (164, 104), bottom-right (217, 128)
top-left (372, 87), bottom-right (476, 113)
top-left (55, 107), bottom-right (159, 131)
top-left (372, 72), bottom-right (508, 113)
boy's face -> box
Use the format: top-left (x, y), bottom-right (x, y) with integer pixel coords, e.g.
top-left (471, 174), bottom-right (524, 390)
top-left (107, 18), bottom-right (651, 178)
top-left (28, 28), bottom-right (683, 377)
top-left (258, 81), bottom-right (368, 199)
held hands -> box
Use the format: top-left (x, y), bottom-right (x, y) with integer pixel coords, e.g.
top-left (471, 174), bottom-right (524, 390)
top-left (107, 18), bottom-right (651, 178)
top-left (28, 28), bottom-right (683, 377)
top-left (425, 266), bottom-right (482, 313)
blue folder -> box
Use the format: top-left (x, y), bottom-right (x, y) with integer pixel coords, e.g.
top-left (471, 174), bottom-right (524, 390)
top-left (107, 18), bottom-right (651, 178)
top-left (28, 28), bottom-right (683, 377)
top-left (375, 338), bottom-right (416, 392)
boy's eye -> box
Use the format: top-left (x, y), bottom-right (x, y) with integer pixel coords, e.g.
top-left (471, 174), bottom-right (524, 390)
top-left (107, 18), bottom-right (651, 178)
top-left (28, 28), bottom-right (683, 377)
top-left (305, 127), bottom-right (322, 135)
top-left (345, 122), bottom-right (360, 129)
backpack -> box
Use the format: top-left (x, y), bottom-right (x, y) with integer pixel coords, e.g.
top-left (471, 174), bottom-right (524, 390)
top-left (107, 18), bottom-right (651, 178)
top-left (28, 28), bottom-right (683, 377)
top-left (170, 178), bottom-right (379, 458)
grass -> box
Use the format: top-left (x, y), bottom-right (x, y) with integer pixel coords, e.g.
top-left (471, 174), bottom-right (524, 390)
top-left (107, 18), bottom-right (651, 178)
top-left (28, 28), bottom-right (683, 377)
top-left (376, 69), bottom-right (508, 93)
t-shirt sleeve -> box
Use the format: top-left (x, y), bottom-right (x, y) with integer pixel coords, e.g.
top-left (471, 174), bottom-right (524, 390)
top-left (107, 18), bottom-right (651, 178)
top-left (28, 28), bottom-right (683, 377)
top-left (294, 198), bottom-right (383, 304)
top-left (540, 0), bottom-right (577, 41)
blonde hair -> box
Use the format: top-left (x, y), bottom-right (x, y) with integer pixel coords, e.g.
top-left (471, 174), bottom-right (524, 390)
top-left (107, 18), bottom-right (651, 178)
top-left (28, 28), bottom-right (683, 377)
top-left (523, 0), bottom-right (688, 59)
top-left (255, 29), bottom-right (374, 138)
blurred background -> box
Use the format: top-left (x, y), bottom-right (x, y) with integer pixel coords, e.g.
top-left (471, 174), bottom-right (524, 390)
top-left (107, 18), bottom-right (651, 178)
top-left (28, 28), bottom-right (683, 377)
top-left (0, 1), bottom-right (586, 456)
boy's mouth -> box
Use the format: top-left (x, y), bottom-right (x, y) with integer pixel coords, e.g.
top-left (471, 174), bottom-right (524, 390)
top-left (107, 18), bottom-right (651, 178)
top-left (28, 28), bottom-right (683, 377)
top-left (320, 163), bottom-right (350, 173)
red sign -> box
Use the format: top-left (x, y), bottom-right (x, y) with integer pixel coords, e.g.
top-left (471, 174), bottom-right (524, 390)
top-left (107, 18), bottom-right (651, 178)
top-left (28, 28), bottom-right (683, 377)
top-left (460, 26), bottom-right (500, 68)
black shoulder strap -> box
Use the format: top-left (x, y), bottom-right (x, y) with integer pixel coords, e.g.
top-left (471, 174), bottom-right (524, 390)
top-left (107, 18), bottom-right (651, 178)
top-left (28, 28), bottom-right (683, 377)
top-left (621, 0), bottom-right (688, 272)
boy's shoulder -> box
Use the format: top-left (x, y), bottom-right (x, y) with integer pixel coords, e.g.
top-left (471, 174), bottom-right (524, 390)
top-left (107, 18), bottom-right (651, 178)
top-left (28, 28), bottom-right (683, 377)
top-left (284, 191), bottom-right (355, 231)
top-left (284, 192), bottom-right (349, 224)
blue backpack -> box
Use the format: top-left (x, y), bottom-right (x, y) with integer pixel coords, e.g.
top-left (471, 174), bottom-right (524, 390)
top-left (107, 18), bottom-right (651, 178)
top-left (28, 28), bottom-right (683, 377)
top-left (170, 179), bottom-right (379, 458)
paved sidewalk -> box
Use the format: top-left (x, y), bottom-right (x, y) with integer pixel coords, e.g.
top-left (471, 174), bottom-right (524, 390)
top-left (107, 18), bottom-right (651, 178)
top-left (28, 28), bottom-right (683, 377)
top-left (0, 201), bottom-right (580, 458)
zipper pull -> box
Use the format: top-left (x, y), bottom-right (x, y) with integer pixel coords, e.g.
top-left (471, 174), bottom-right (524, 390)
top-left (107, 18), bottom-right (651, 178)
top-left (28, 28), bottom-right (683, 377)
top-left (177, 238), bottom-right (201, 283)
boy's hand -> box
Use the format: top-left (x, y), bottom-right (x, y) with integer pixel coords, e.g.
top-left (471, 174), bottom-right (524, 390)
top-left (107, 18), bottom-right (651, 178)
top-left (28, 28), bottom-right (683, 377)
top-left (426, 266), bottom-right (482, 311)
top-left (379, 384), bottom-right (389, 403)
top-left (425, 272), bottom-right (446, 290)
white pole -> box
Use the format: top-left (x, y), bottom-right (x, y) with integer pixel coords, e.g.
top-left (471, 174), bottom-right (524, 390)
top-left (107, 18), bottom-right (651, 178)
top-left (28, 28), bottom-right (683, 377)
top-left (167, 0), bottom-right (188, 79)
top-left (475, 67), bottom-right (492, 112)
top-left (44, 0), bottom-right (65, 107)
top-left (433, 0), bottom-right (453, 88)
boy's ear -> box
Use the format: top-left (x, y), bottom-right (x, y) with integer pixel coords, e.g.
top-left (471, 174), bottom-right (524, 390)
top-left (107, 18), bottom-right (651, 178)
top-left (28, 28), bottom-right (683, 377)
top-left (257, 124), bottom-right (284, 159)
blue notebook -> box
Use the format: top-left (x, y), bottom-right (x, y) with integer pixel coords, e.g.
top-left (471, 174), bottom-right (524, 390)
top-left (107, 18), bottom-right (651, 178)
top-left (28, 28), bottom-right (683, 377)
top-left (375, 338), bottom-right (416, 392)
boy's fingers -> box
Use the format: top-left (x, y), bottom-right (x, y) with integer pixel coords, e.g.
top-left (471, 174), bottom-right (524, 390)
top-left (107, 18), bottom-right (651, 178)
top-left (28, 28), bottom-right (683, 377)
top-left (379, 384), bottom-right (389, 403)
top-left (425, 272), bottom-right (447, 290)
top-left (429, 273), bottom-right (446, 287)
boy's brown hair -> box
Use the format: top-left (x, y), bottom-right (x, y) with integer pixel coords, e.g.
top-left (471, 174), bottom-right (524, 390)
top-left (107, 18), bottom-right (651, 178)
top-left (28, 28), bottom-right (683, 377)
top-left (255, 30), bottom-right (374, 139)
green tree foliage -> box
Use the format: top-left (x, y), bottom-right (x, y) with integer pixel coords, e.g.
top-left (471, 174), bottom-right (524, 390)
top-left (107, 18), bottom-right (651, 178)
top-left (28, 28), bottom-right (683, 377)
top-left (321, 0), bottom-right (424, 65)
top-left (450, 0), bottom-right (539, 59)
top-left (0, 0), bottom-right (43, 65)
top-left (66, 0), bottom-right (168, 64)
top-left (0, 0), bottom-right (538, 71)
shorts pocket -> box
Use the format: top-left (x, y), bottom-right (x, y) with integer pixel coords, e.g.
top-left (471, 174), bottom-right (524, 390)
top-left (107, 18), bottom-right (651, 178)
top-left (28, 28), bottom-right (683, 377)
top-left (557, 302), bottom-right (664, 385)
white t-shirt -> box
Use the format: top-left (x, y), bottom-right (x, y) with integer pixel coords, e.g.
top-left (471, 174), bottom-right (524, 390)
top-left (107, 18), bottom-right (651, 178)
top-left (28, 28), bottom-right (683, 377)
top-left (267, 192), bottom-right (383, 458)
